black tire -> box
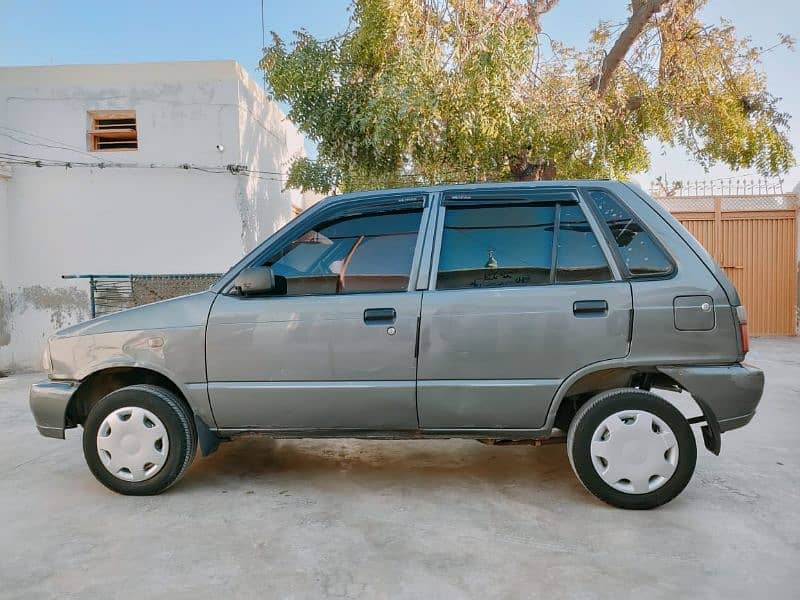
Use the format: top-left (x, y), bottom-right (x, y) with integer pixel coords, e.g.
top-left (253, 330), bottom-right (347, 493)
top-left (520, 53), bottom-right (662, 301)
top-left (82, 384), bottom-right (197, 495)
top-left (567, 388), bottom-right (696, 510)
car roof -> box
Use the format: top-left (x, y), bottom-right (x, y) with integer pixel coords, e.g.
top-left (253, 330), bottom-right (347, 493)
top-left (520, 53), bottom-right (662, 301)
top-left (318, 180), bottom-right (629, 206)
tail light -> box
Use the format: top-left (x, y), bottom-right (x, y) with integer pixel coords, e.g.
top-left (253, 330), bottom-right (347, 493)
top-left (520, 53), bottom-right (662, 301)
top-left (735, 306), bottom-right (749, 354)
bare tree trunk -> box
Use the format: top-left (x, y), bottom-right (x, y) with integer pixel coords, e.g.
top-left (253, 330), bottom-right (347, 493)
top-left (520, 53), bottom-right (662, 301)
top-left (592, 0), bottom-right (671, 97)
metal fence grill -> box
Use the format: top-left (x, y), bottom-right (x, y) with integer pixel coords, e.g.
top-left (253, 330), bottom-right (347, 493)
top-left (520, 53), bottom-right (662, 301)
top-left (656, 194), bottom-right (799, 214)
top-left (131, 275), bottom-right (222, 308)
top-left (91, 277), bottom-right (135, 316)
top-left (64, 273), bottom-right (223, 318)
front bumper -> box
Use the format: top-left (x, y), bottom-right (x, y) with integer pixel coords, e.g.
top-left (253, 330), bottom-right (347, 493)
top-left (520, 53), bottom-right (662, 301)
top-left (29, 380), bottom-right (77, 439)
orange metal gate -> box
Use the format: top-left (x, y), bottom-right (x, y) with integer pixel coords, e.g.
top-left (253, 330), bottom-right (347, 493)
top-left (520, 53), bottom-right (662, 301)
top-left (655, 194), bottom-right (798, 336)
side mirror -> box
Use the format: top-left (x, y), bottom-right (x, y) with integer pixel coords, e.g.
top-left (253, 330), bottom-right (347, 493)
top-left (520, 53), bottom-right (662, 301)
top-left (231, 267), bottom-right (275, 296)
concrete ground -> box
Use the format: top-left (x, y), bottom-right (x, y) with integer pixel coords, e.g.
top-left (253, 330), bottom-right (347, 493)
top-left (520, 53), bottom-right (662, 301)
top-left (1, 338), bottom-right (798, 599)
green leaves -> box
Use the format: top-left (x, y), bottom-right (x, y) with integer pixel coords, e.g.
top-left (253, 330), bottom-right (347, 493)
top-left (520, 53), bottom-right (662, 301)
top-left (261, 0), bottom-right (794, 194)
top-left (285, 158), bottom-right (339, 194)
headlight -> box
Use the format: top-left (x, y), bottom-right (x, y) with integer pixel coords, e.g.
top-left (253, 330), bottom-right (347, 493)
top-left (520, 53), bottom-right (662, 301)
top-left (41, 344), bottom-right (52, 373)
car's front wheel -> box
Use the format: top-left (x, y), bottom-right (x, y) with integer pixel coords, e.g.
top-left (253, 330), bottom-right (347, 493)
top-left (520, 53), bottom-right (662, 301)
top-left (82, 384), bottom-right (197, 495)
top-left (567, 388), bottom-right (697, 509)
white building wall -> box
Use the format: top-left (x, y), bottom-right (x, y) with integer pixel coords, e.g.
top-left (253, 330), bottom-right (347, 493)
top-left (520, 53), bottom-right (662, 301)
top-left (0, 61), bottom-right (303, 371)
top-left (234, 63), bottom-right (306, 252)
top-left (794, 182), bottom-right (800, 333)
top-left (0, 169), bottom-right (11, 360)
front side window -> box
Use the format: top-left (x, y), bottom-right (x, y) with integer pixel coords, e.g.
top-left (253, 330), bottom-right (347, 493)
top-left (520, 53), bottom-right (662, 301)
top-left (263, 208), bottom-right (423, 295)
top-left (589, 190), bottom-right (673, 277)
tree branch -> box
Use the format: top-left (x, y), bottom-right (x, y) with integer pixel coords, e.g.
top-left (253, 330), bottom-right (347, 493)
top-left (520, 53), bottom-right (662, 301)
top-left (525, 0), bottom-right (560, 34)
top-left (593, 0), bottom-right (671, 97)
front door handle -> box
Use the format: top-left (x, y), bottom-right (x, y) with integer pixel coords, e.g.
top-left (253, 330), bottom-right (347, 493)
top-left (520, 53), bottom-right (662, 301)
top-left (364, 308), bottom-right (396, 324)
top-left (573, 300), bottom-right (608, 317)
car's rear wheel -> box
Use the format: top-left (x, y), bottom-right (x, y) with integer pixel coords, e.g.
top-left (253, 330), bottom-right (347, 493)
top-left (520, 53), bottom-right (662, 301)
top-left (82, 384), bottom-right (196, 495)
top-left (567, 388), bottom-right (696, 509)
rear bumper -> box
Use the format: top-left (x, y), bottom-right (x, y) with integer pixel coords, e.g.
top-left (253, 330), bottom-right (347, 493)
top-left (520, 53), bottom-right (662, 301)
top-left (658, 363), bottom-right (764, 433)
top-left (29, 380), bottom-right (77, 439)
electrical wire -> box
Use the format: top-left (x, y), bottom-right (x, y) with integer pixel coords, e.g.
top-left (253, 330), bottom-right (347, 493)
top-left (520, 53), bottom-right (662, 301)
top-left (0, 144), bottom-right (520, 190)
top-left (260, 0), bottom-right (268, 92)
top-left (0, 123), bottom-right (251, 171)
top-left (0, 152), bottom-right (288, 181)
top-left (0, 152), bottom-right (499, 187)
top-left (0, 124), bottom-right (516, 187)
top-left (261, 0), bottom-right (266, 50)
top-left (0, 158), bottom-right (506, 188)
top-left (0, 129), bottom-right (101, 160)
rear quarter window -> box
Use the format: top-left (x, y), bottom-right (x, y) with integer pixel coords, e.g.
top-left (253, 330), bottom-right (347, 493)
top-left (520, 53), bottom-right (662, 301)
top-left (588, 190), bottom-right (674, 277)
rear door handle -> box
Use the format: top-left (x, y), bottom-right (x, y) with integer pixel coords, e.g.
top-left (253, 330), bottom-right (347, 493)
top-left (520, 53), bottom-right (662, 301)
top-left (573, 300), bottom-right (608, 317)
top-left (364, 308), bottom-right (396, 324)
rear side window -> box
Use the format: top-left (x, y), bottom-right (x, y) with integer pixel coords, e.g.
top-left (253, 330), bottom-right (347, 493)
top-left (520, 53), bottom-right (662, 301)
top-left (437, 205), bottom-right (555, 290)
top-left (588, 190), bottom-right (673, 277)
top-left (556, 204), bottom-right (612, 283)
top-left (435, 202), bottom-right (612, 289)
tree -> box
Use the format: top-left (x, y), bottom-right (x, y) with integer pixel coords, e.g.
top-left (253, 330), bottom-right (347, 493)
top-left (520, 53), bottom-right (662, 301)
top-left (261, 0), bottom-right (795, 194)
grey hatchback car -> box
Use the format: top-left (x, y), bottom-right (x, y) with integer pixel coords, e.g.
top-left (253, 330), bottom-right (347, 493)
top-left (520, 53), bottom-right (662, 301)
top-left (30, 181), bottom-right (763, 508)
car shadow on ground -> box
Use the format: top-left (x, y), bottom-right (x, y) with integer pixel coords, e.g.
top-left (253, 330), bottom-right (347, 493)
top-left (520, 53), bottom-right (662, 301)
top-left (178, 435), bottom-right (587, 499)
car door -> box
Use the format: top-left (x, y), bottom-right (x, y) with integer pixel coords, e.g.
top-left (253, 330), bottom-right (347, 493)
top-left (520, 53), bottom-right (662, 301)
top-left (417, 187), bottom-right (632, 430)
top-left (206, 194), bottom-right (431, 430)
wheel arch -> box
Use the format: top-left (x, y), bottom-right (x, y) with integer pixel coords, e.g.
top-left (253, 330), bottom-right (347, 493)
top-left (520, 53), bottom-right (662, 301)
top-left (65, 366), bottom-right (221, 456)
top-left (66, 366), bottom-right (187, 427)
top-left (545, 361), bottom-right (719, 453)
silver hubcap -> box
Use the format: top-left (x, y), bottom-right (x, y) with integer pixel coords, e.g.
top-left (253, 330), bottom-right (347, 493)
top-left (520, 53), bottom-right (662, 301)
top-left (96, 407), bottom-right (169, 482)
top-left (590, 410), bottom-right (679, 494)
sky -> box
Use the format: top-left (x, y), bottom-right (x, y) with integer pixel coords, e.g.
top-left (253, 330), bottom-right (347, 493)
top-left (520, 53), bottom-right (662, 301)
top-left (1, 0), bottom-right (798, 190)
